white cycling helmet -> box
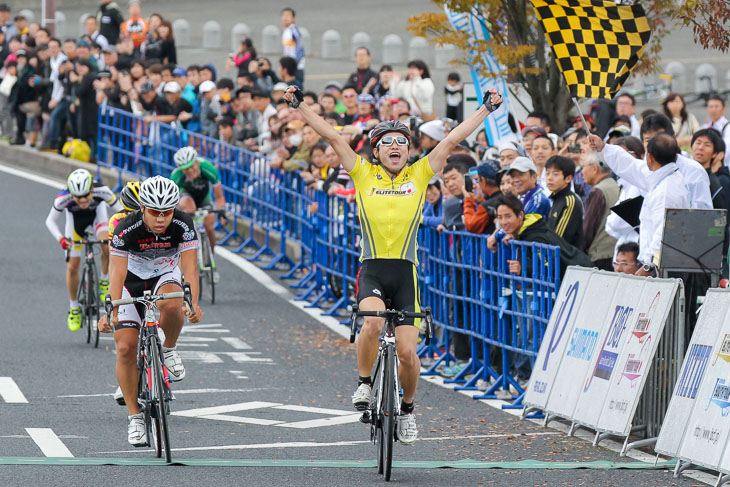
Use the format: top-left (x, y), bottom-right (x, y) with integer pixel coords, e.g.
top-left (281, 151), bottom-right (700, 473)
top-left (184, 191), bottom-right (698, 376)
top-left (139, 176), bottom-right (180, 211)
top-left (67, 168), bottom-right (93, 196)
top-left (174, 146), bottom-right (198, 170)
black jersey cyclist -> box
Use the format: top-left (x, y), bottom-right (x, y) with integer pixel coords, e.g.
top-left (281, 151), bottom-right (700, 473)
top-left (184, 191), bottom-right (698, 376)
top-left (98, 175), bottom-right (203, 446)
top-left (45, 168), bottom-right (123, 331)
top-left (283, 85), bottom-right (503, 444)
top-left (170, 147), bottom-right (226, 258)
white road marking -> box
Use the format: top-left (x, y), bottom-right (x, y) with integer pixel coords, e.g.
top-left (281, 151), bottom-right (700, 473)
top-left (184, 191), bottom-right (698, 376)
top-left (197, 414), bottom-right (284, 426)
top-left (0, 377), bottom-right (28, 403)
top-left (97, 432), bottom-right (561, 454)
top-left (217, 248), bottom-right (349, 340)
top-left (221, 352), bottom-right (273, 363)
top-left (0, 435), bottom-right (88, 439)
top-left (58, 387), bottom-right (275, 398)
top-left (177, 336), bottom-right (218, 343)
top-left (272, 404), bottom-right (360, 416)
top-left (275, 414), bottom-right (363, 429)
top-left (220, 337), bottom-right (252, 349)
top-left (172, 401), bottom-right (282, 417)
top-left (176, 351), bottom-right (273, 364)
top-left (0, 164), bottom-right (65, 189)
top-left (177, 351), bottom-right (224, 363)
top-left (182, 323), bottom-right (230, 333)
top-left (25, 428), bottom-right (74, 457)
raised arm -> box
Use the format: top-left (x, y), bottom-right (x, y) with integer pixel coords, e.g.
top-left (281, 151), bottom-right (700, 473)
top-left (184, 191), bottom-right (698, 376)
top-left (428, 89), bottom-right (502, 174)
top-left (282, 86), bottom-right (358, 172)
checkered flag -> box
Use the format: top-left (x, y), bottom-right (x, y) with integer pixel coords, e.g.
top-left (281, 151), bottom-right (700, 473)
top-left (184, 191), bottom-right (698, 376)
top-left (531, 0), bottom-right (651, 99)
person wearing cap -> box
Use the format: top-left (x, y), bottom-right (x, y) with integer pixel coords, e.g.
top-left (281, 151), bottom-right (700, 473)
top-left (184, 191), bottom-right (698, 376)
top-left (418, 119), bottom-right (446, 157)
top-left (162, 81), bottom-right (193, 128)
top-left (271, 81), bottom-right (289, 103)
top-left (352, 93), bottom-right (375, 129)
top-left (9, 47), bottom-right (35, 146)
top-left (197, 79), bottom-right (220, 138)
top-left (0, 4), bottom-right (17, 40)
top-left (75, 39), bottom-right (98, 70)
top-left (462, 163), bottom-right (502, 234)
top-left (507, 156), bottom-right (551, 218)
top-left (121, 1), bottom-right (149, 50)
top-left (347, 47), bottom-right (378, 94)
top-left (498, 140), bottom-right (526, 169)
top-left (605, 124), bottom-right (632, 144)
top-left (252, 88), bottom-right (276, 138)
top-left (13, 14), bottom-right (27, 41)
top-left (137, 80), bottom-right (175, 124)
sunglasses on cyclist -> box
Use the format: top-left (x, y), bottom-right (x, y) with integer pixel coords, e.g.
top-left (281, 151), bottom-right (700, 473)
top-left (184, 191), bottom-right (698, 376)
top-left (145, 208), bottom-right (175, 218)
top-left (377, 136), bottom-right (409, 147)
top-left (73, 192), bottom-right (92, 200)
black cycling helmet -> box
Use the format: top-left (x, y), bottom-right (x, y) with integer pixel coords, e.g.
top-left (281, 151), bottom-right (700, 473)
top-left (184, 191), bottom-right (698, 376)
top-left (369, 120), bottom-right (411, 148)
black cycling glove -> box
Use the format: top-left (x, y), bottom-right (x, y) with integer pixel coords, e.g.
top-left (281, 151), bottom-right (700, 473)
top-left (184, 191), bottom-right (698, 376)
top-left (288, 87), bottom-right (304, 108)
top-left (483, 90), bottom-right (503, 112)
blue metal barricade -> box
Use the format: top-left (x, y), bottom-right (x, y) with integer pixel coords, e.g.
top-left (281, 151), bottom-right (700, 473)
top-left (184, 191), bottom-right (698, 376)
top-left (97, 107), bottom-right (562, 408)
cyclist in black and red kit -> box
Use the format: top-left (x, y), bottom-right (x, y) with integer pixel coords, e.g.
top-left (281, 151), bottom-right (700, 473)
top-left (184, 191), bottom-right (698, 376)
top-left (98, 175), bottom-right (203, 446)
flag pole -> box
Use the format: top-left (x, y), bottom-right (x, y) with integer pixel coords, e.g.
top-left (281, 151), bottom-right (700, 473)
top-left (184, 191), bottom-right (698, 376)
top-left (571, 97), bottom-right (592, 133)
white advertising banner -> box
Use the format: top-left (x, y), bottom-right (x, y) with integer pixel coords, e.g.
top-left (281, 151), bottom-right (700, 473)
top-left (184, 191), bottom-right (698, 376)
top-left (593, 279), bottom-right (680, 436)
top-left (572, 277), bottom-right (648, 429)
top-left (656, 289), bottom-right (729, 458)
top-left (524, 267), bottom-right (594, 411)
top-left (544, 272), bottom-right (619, 420)
top-left (677, 305), bottom-right (730, 470)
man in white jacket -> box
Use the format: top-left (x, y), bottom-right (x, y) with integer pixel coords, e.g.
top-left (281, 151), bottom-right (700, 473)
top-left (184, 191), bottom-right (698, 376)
top-left (589, 133), bottom-right (690, 275)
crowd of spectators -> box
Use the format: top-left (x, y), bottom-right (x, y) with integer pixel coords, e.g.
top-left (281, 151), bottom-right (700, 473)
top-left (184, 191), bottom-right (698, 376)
top-left (2, 3), bottom-right (729, 383)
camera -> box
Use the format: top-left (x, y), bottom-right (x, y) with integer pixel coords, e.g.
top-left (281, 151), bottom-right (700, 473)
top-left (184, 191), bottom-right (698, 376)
top-left (567, 144), bottom-right (581, 153)
top-left (464, 173), bottom-right (473, 193)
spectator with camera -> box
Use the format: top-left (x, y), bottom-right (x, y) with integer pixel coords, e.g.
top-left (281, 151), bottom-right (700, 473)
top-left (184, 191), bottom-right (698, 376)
top-left (462, 163), bottom-right (502, 234)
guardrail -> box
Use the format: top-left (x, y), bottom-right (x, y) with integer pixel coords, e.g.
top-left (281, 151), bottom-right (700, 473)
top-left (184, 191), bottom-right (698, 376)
top-left (97, 106), bottom-right (561, 406)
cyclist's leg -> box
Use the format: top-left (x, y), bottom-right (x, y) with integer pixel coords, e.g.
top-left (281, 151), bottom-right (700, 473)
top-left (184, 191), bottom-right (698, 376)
top-left (390, 261), bottom-right (421, 404)
top-left (94, 204), bottom-right (110, 276)
top-left (154, 268), bottom-right (184, 348)
top-left (356, 261), bottom-right (386, 377)
top-left (114, 288), bottom-right (142, 415)
top-left (199, 194), bottom-right (216, 251)
top-left (65, 215), bottom-right (83, 303)
top-left (178, 192), bottom-right (197, 214)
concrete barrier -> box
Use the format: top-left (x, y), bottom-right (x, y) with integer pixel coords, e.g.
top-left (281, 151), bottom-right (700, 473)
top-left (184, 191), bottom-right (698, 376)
top-left (54, 11), bottom-right (66, 38)
top-left (665, 61), bottom-right (686, 94)
top-left (408, 36), bottom-right (430, 63)
top-left (231, 23), bottom-right (251, 51)
top-left (173, 18), bottom-right (191, 47)
top-left (78, 13), bottom-right (91, 37)
top-left (695, 63), bottom-right (717, 94)
top-left (382, 34), bottom-right (403, 64)
top-left (202, 20), bottom-right (222, 49)
top-left (261, 24), bottom-right (281, 54)
top-left (18, 9), bottom-right (35, 23)
top-left (434, 43), bottom-right (457, 70)
top-left (321, 29), bottom-right (342, 59)
top-left (351, 32), bottom-right (371, 58)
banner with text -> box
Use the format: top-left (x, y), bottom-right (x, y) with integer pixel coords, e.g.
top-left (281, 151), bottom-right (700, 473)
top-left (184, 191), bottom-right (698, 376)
top-left (526, 269), bottom-right (679, 439)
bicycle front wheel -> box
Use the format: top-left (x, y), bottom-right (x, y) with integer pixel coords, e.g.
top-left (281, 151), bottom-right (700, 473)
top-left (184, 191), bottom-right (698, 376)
top-left (150, 340), bottom-right (172, 463)
top-left (88, 262), bottom-right (100, 348)
top-left (201, 236), bottom-right (215, 305)
top-left (77, 267), bottom-right (91, 343)
top-left (382, 346), bottom-right (396, 481)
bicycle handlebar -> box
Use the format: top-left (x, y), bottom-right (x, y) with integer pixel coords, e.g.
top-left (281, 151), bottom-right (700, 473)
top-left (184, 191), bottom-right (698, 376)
top-left (105, 283), bottom-right (195, 317)
top-left (64, 239), bottom-right (108, 262)
top-left (349, 305), bottom-right (433, 345)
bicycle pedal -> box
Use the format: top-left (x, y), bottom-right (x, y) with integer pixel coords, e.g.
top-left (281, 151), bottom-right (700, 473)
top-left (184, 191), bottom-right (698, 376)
top-left (360, 411), bottom-right (371, 424)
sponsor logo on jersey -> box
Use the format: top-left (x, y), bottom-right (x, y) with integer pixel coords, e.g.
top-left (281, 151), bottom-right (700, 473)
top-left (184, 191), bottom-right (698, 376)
top-left (373, 289), bottom-right (382, 296)
top-left (367, 184), bottom-right (417, 197)
top-left (112, 235), bottom-right (124, 247)
top-left (182, 230), bottom-right (195, 241)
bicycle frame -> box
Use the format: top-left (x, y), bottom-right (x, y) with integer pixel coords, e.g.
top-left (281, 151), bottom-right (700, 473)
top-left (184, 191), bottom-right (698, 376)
top-left (71, 235), bottom-right (106, 347)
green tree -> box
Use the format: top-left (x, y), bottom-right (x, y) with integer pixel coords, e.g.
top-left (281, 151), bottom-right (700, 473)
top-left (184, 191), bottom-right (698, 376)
top-left (409, 0), bottom-right (730, 133)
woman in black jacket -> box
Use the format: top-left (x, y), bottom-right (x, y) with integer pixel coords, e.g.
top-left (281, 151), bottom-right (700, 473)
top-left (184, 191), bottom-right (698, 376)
top-left (70, 59), bottom-right (98, 159)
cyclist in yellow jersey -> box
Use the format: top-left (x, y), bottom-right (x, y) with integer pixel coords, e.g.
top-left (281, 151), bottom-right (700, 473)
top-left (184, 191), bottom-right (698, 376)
top-left (284, 85), bottom-right (503, 444)
top-left (108, 181), bottom-right (141, 239)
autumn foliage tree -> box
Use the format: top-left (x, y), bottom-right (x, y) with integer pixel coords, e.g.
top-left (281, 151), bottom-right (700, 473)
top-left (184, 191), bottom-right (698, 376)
top-left (408, 0), bottom-right (730, 133)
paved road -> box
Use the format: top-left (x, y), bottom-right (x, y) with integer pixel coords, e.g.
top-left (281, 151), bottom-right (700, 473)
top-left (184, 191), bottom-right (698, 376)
top-left (0, 164), bottom-right (703, 486)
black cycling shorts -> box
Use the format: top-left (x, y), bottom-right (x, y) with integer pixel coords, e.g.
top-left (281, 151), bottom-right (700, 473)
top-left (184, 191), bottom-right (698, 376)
top-left (115, 269), bottom-right (182, 331)
top-left (356, 259), bottom-right (421, 327)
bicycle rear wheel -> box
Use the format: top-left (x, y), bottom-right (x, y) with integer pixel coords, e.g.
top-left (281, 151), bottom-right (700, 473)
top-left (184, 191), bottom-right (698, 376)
top-left (382, 346), bottom-right (396, 481)
top-left (77, 267), bottom-right (91, 343)
top-left (150, 339), bottom-right (172, 463)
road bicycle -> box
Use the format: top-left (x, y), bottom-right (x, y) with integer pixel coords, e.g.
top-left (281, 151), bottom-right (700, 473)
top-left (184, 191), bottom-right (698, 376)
top-left (349, 304), bottom-right (433, 482)
top-left (193, 208), bottom-right (225, 305)
top-left (67, 233), bottom-right (106, 347)
top-left (106, 283), bottom-right (193, 463)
